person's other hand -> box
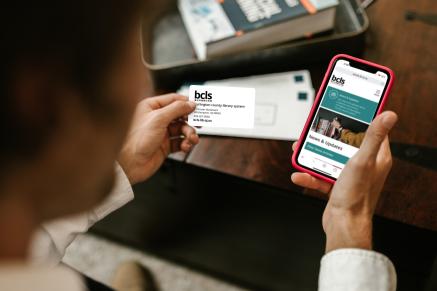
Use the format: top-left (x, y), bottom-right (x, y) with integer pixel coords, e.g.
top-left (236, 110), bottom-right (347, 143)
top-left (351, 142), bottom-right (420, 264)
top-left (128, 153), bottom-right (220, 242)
top-left (291, 111), bottom-right (398, 252)
top-left (119, 94), bottom-right (199, 185)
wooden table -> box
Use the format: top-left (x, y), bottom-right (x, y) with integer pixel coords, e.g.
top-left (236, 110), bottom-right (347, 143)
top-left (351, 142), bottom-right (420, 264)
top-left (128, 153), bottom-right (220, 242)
top-left (170, 0), bottom-right (437, 231)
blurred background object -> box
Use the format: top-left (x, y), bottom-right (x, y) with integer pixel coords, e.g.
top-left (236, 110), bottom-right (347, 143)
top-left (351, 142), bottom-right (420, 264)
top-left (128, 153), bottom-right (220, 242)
top-left (143, 0), bottom-right (369, 90)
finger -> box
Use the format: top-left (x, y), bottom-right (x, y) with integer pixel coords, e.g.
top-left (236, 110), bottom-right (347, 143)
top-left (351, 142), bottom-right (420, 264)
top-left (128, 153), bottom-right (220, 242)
top-left (168, 121), bottom-right (198, 140)
top-left (180, 125), bottom-right (199, 152)
top-left (147, 93), bottom-right (188, 110)
top-left (292, 142), bottom-right (298, 152)
top-left (156, 100), bottom-right (196, 125)
top-left (291, 172), bottom-right (332, 194)
top-left (167, 124), bottom-right (197, 153)
top-left (358, 111), bottom-right (397, 160)
top-left (181, 124), bottom-right (196, 139)
top-left (182, 132), bottom-right (200, 146)
top-left (180, 139), bottom-right (193, 153)
top-left (376, 136), bottom-right (392, 166)
top-left (188, 133), bottom-right (200, 145)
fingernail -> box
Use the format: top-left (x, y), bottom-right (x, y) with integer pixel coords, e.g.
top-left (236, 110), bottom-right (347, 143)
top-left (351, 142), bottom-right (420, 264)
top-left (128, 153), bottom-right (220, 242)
top-left (381, 112), bottom-right (397, 130)
top-left (188, 101), bottom-right (196, 109)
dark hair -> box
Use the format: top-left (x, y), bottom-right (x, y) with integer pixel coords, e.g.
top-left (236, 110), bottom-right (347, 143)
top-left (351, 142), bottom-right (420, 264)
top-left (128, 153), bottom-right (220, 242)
top-left (0, 0), bottom-right (143, 162)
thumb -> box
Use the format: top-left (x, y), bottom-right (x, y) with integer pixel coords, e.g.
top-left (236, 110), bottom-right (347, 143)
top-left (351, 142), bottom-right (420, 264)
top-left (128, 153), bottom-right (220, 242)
top-left (156, 100), bottom-right (196, 125)
top-left (358, 111), bottom-right (398, 160)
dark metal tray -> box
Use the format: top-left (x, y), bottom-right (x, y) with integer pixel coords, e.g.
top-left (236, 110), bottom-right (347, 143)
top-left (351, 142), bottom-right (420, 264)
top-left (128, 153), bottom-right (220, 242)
top-left (143, 0), bottom-right (369, 91)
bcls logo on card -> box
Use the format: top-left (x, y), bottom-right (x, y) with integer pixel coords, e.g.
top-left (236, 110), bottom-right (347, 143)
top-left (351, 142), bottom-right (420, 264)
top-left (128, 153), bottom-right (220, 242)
top-left (331, 75), bottom-right (345, 86)
top-left (195, 90), bottom-right (213, 102)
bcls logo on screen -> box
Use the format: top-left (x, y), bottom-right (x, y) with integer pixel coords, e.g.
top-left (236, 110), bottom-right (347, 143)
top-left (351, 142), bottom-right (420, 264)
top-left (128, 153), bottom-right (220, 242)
top-left (331, 75), bottom-right (345, 86)
top-left (195, 90), bottom-right (213, 102)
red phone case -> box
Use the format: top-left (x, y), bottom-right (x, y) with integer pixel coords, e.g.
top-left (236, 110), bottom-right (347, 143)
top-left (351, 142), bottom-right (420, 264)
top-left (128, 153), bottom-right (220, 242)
top-left (291, 54), bottom-right (395, 184)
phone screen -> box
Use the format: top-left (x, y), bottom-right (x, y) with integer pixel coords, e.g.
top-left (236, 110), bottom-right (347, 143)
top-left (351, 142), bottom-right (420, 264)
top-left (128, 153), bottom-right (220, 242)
top-left (296, 57), bottom-right (390, 179)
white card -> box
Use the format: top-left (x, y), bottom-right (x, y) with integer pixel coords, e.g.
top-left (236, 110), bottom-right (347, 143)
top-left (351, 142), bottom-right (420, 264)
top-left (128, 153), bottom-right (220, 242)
top-left (188, 85), bottom-right (255, 128)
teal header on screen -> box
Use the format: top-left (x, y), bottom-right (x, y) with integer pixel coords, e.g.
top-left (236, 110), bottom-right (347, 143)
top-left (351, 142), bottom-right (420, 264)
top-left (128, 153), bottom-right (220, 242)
top-left (321, 86), bottom-right (378, 123)
top-left (304, 142), bottom-right (350, 164)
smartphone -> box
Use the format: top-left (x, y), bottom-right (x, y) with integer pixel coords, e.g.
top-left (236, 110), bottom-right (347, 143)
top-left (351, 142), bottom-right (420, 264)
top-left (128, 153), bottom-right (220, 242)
top-left (291, 54), bottom-right (394, 184)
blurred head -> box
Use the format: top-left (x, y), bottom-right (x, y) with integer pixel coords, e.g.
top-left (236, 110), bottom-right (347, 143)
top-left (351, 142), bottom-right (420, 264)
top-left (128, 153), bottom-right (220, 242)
top-left (0, 0), bottom-right (146, 220)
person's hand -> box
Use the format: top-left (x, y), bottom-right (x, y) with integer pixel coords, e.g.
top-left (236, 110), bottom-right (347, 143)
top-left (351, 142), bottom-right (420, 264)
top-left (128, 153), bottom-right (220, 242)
top-left (118, 94), bottom-right (199, 185)
top-left (291, 111), bottom-right (398, 252)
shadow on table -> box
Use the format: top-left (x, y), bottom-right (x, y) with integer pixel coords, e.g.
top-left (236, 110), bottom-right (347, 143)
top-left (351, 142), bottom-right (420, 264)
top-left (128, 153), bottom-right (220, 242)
top-left (91, 160), bottom-right (437, 291)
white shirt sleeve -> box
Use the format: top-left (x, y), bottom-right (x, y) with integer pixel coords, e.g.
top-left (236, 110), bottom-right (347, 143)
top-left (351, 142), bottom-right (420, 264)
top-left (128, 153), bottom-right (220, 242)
top-left (29, 163), bottom-right (134, 266)
top-left (0, 265), bottom-right (86, 291)
top-left (318, 248), bottom-right (397, 291)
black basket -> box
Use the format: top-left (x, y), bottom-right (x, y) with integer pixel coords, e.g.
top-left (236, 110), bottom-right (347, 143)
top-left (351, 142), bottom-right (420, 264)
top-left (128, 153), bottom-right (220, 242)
top-left (143, 0), bottom-right (369, 91)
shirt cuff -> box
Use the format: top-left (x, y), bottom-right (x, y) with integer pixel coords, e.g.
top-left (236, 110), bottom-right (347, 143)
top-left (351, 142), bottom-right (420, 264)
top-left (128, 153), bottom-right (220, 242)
top-left (31, 163), bottom-right (134, 265)
top-left (92, 163), bottom-right (134, 220)
top-left (318, 249), bottom-right (397, 291)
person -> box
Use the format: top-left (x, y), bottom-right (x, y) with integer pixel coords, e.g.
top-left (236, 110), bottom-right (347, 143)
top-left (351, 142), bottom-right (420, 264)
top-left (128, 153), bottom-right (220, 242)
top-left (0, 1), bottom-right (197, 289)
top-left (330, 117), bottom-right (366, 147)
top-left (0, 1), bottom-right (398, 291)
